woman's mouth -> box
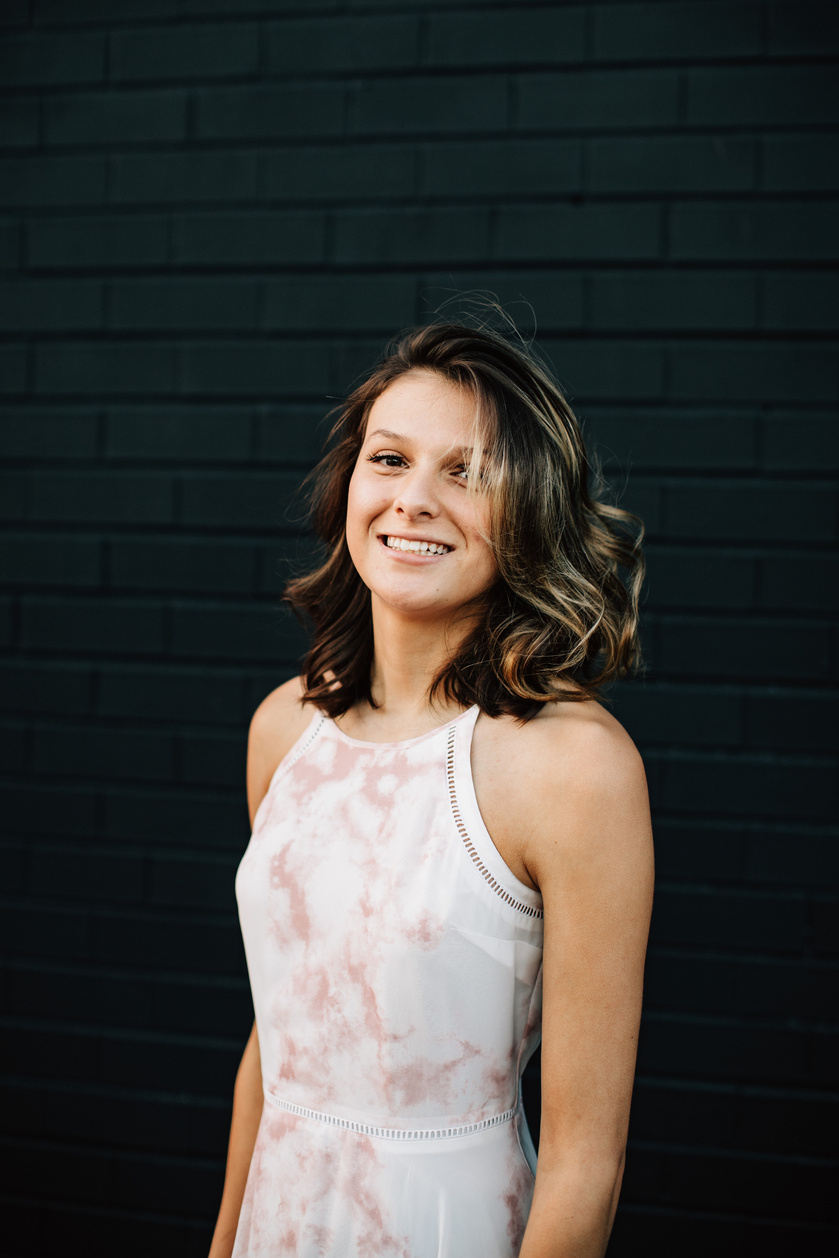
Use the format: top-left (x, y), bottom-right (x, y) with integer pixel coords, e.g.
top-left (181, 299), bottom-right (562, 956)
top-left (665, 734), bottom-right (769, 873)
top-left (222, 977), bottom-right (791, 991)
top-left (382, 535), bottom-right (452, 555)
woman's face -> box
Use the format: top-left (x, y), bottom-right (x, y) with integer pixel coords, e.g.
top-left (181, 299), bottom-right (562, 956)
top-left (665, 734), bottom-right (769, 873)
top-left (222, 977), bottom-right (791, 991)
top-left (346, 371), bottom-right (497, 624)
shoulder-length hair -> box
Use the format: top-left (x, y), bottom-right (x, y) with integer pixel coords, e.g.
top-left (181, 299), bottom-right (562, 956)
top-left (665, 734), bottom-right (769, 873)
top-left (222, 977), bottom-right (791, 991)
top-left (285, 321), bottom-right (644, 721)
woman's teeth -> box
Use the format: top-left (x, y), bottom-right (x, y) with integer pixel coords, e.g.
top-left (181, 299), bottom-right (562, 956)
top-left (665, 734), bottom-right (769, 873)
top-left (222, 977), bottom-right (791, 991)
top-left (385, 536), bottom-right (451, 555)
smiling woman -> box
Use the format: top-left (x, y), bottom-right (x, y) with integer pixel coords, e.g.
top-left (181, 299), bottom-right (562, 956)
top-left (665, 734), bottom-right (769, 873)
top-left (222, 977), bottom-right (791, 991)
top-left (209, 322), bottom-right (654, 1258)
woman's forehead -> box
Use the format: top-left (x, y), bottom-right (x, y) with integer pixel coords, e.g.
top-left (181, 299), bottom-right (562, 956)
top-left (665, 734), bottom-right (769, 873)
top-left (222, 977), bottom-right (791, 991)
top-left (362, 371), bottom-right (479, 443)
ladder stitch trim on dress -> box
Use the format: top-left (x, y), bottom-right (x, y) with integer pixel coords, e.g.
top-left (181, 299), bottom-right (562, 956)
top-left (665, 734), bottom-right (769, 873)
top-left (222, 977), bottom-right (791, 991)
top-left (446, 725), bottom-right (544, 920)
top-left (280, 714), bottom-right (326, 781)
top-left (264, 1091), bottom-right (517, 1139)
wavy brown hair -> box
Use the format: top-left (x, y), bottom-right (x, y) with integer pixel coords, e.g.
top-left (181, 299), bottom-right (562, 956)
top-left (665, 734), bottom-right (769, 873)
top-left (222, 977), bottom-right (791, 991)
top-left (285, 321), bottom-right (644, 721)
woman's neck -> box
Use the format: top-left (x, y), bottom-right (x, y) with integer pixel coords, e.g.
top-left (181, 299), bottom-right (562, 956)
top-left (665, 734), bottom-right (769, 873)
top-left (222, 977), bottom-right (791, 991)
top-left (345, 602), bottom-right (474, 740)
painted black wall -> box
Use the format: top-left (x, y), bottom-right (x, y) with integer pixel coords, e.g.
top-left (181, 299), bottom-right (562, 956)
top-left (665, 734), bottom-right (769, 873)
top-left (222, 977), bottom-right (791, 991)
top-left (1, 1), bottom-right (837, 1254)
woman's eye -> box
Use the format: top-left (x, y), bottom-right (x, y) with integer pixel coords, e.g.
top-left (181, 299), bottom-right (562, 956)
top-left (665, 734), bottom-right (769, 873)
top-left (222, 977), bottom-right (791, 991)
top-left (368, 452), bottom-right (405, 468)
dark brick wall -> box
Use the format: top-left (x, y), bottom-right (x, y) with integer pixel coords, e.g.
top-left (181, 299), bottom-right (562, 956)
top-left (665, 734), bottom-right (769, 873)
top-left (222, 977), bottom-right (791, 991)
top-left (1, 2), bottom-right (837, 1253)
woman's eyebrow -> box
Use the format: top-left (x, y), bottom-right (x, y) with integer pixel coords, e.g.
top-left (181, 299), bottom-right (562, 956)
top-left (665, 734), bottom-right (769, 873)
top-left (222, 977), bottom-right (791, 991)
top-left (365, 428), bottom-right (473, 459)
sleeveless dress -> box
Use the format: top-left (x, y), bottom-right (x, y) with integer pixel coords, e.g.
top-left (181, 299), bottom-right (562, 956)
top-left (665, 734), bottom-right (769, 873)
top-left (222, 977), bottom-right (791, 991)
top-left (233, 704), bottom-right (544, 1257)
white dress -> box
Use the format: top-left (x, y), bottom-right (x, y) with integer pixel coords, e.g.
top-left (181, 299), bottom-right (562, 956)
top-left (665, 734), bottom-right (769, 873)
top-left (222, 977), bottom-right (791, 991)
top-left (233, 704), bottom-right (544, 1257)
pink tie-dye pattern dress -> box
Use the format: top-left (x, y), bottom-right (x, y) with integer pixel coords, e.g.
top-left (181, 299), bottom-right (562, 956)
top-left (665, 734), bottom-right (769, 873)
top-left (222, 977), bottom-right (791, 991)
top-left (233, 703), bottom-right (544, 1257)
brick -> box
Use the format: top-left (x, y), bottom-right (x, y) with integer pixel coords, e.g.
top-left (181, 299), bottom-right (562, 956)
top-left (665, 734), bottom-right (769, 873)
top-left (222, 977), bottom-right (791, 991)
top-left (670, 202), bottom-right (839, 262)
top-left (763, 274), bottom-right (839, 332)
top-left (0, 410), bottom-right (98, 459)
top-left (20, 597), bottom-right (166, 656)
top-left (3, 780), bottom-right (97, 837)
top-left (35, 344), bottom-right (176, 396)
top-left (0, 596), bottom-right (12, 647)
top-left (586, 407), bottom-right (757, 471)
top-left (268, 14), bottom-right (419, 73)
top-left (180, 471), bottom-right (299, 528)
top-left (590, 271), bottom-right (756, 333)
top-left (33, 726), bottom-right (175, 784)
top-left (0, 97), bottom-right (39, 148)
top-left (667, 343), bottom-right (839, 404)
top-left (262, 142), bottom-right (417, 202)
top-left (420, 269), bottom-right (583, 332)
top-left (0, 534), bottom-right (100, 588)
top-left (0, 839), bottom-right (24, 892)
top-left (254, 405), bottom-right (329, 464)
top-left (44, 89), bottom-right (187, 147)
top-left (0, 345), bottom-right (27, 393)
top-left (594, 1), bottom-right (763, 61)
top-left (0, 280), bottom-right (103, 332)
top-left (349, 74), bottom-right (507, 137)
top-left (112, 149), bottom-right (258, 205)
top-left (588, 135), bottom-right (756, 195)
top-left (0, 902), bottom-right (92, 961)
top-left (745, 691), bottom-right (839, 754)
top-left (151, 851), bottom-right (240, 906)
top-left (180, 733), bottom-right (244, 789)
top-left (659, 752), bottom-right (838, 822)
top-left (758, 553), bottom-right (839, 614)
top-left (655, 885), bottom-right (809, 954)
top-left (27, 214), bottom-right (169, 269)
top-left (0, 662), bottom-right (91, 716)
top-left (767, 0), bottom-right (839, 55)
top-left (495, 203), bottom-right (661, 262)
top-left (612, 1209), bottom-right (839, 1255)
top-left (263, 274), bottom-right (416, 332)
top-left (170, 600), bottom-right (306, 663)
top-left (26, 471), bottom-right (173, 525)
top-left (112, 22), bottom-right (258, 82)
top-left (541, 339), bottom-right (665, 404)
top-left (664, 1147), bottom-right (837, 1223)
top-left (662, 480), bottom-right (836, 544)
top-left (28, 844), bottom-right (146, 902)
top-left (110, 538), bottom-right (258, 596)
top-left (105, 405), bottom-right (251, 462)
top-left (0, 722), bottom-right (28, 775)
top-left (0, 218), bottom-right (21, 267)
top-left (195, 84), bottom-right (344, 142)
top-left (173, 209), bottom-right (325, 266)
top-left (0, 0), bottom-right (29, 27)
top-left (334, 206), bottom-right (491, 265)
top-left (0, 31), bottom-right (105, 85)
top-left (655, 616), bottom-right (832, 682)
top-left (0, 154), bottom-right (107, 208)
top-left (520, 68), bottom-right (679, 130)
top-left (97, 664), bottom-right (244, 725)
top-left (422, 138), bottom-right (582, 198)
top-left (760, 413), bottom-right (839, 473)
top-left (1, 1076), bottom-right (230, 1158)
top-left (34, 0), bottom-right (180, 20)
top-left (102, 786), bottom-right (246, 851)
top-left (645, 546), bottom-right (756, 610)
top-left (109, 279), bottom-right (258, 332)
top-left (186, 0), bottom-right (334, 10)
top-left (41, 1203), bottom-right (208, 1258)
top-left (181, 340), bottom-right (329, 398)
top-left (0, 472), bottom-right (27, 519)
top-left (639, 1012), bottom-right (810, 1084)
top-left (610, 681), bottom-right (742, 747)
top-left (427, 6), bottom-right (585, 67)
top-left (762, 134), bottom-right (839, 193)
top-left (688, 65), bottom-right (839, 128)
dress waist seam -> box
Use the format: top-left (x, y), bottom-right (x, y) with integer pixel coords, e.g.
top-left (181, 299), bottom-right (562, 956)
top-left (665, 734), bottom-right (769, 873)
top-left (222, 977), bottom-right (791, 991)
top-left (263, 1090), bottom-right (518, 1140)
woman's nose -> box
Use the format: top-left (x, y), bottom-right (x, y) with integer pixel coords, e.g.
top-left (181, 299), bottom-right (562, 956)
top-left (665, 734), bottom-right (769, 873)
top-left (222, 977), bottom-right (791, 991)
top-left (393, 466), bottom-right (439, 518)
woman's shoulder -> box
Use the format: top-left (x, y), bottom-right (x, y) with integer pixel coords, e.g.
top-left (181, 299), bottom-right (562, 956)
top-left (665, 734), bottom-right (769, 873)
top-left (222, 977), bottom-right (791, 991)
top-left (477, 698), bottom-right (651, 874)
top-left (246, 676), bottom-right (314, 824)
top-left (485, 697), bottom-right (644, 792)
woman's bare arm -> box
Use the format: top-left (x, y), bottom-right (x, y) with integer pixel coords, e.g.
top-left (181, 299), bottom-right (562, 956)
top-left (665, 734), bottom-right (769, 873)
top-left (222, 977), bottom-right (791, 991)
top-left (519, 714), bottom-right (653, 1258)
top-left (208, 1023), bottom-right (264, 1258)
top-left (208, 677), bottom-right (311, 1257)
